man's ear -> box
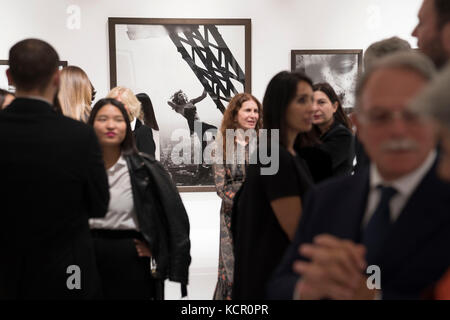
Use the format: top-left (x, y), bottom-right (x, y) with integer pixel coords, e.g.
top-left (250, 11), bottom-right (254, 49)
top-left (52, 69), bottom-right (60, 88)
top-left (441, 22), bottom-right (450, 58)
top-left (6, 68), bottom-right (14, 86)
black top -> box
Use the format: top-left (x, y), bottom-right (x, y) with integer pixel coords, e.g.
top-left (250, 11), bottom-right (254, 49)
top-left (232, 146), bottom-right (313, 300)
top-left (317, 120), bottom-right (354, 177)
top-left (134, 118), bottom-right (156, 158)
top-left (0, 98), bottom-right (109, 299)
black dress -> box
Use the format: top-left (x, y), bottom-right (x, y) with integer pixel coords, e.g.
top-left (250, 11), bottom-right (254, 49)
top-left (232, 146), bottom-right (313, 300)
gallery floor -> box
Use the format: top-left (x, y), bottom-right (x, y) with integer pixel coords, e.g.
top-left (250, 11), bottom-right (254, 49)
top-left (165, 192), bottom-right (221, 300)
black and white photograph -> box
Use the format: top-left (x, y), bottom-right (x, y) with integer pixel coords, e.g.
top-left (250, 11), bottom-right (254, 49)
top-left (291, 50), bottom-right (362, 110)
top-left (109, 18), bottom-right (251, 191)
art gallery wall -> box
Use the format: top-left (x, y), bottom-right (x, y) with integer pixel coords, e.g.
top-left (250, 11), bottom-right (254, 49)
top-left (0, 0), bottom-right (423, 298)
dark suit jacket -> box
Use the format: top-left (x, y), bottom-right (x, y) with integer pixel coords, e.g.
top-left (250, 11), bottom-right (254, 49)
top-left (0, 98), bottom-right (109, 299)
top-left (267, 159), bottom-right (450, 300)
top-left (134, 119), bottom-right (156, 158)
top-left (317, 121), bottom-right (354, 177)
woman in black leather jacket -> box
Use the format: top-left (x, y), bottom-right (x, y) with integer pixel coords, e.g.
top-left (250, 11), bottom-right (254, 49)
top-left (87, 98), bottom-right (191, 299)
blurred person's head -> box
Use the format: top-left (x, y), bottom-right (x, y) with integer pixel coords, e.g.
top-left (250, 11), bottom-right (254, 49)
top-left (136, 92), bottom-right (159, 130)
top-left (412, 0), bottom-right (450, 68)
top-left (87, 98), bottom-right (137, 155)
top-left (354, 51), bottom-right (437, 181)
top-left (107, 86), bottom-right (141, 122)
top-left (364, 36), bottom-right (412, 70)
top-left (7, 39), bottom-right (60, 101)
top-left (0, 89), bottom-right (15, 109)
top-left (58, 66), bottom-right (92, 122)
top-left (409, 62), bottom-right (450, 181)
top-left (312, 82), bottom-right (352, 134)
top-left (263, 71), bottom-right (314, 149)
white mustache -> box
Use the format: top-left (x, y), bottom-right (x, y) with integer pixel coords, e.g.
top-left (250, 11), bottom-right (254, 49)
top-left (381, 139), bottom-right (419, 152)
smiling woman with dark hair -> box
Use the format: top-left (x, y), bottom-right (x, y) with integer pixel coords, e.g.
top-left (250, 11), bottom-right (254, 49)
top-left (87, 98), bottom-right (191, 300)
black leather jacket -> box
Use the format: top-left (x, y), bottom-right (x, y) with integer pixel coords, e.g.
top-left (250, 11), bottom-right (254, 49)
top-left (125, 152), bottom-right (191, 293)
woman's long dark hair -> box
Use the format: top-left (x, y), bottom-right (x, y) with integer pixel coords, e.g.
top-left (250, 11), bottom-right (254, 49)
top-left (136, 92), bottom-right (159, 130)
top-left (87, 98), bottom-right (138, 156)
top-left (263, 70), bottom-right (316, 148)
top-left (313, 82), bottom-right (352, 131)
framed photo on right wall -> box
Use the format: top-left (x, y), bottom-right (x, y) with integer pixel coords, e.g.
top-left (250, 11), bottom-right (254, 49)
top-left (291, 49), bottom-right (363, 110)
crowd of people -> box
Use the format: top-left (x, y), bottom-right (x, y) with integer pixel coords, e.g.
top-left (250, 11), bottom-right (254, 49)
top-left (1, 0), bottom-right (450, 300)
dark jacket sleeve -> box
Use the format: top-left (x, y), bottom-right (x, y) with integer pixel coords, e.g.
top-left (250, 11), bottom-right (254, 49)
top-left (84, 128), bottom-right (109, 218)
top-left (143, 155), bottom-right (191, 285)
top-left (135, 125), bottom-right (156, 158)
top-left (266, 188), bottom-right (318, 299)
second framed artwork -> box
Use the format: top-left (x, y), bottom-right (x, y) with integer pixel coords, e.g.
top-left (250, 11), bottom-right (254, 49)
top-left (291, 49), bottom-right (362, 111)
top-left (108, 18), bottom-right (251, 192)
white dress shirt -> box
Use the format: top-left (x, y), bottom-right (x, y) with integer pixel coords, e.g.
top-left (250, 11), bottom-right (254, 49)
top-left (362, 150), bottom-right (437, 227)
top-left (130, 118), bottom-right (137, 131)
top-left (152, 129), bottom-right (160, 161)
top-left (89, 155), bottom-right (139, 230)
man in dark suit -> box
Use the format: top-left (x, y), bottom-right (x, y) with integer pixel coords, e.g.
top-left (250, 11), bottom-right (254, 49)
top-left (0, 39), bottom-right (109, 299)
top-left (267, 51), bottom-right (450, 300)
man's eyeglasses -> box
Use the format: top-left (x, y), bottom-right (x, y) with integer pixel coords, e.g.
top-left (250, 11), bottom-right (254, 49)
top-left (358, 109), bottom-right (425, 126)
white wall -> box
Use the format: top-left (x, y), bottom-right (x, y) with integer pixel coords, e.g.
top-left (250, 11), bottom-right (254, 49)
top-left (1, 0), bottom-right (424, 299)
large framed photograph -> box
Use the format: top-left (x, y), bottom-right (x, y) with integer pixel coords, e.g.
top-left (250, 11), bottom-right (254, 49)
top-left (108, 18), bottom-right (251, 192)
top-left (291, 50), bottom-right (362, 111)
top-left (0, 60), bottom-right (68, 91)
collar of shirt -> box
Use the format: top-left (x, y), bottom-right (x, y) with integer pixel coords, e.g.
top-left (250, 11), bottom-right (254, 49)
top-left (130, 118), bottom-right (137, 131)
top-left (363, 149), bottom-right (437, 226)
top-left (108, 154), bottom-right (127, 175)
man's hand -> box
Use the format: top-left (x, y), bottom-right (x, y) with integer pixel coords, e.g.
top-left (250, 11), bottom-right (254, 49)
top-left (292, 234), bottom-right (371, 300)
top-left (134, 239), bottom-right (152, 257)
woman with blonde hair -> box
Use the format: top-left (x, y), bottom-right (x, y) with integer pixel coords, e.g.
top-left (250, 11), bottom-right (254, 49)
top-left (58, 66), bottom-right (93, 122)
top-left (107, 86), bottom-right (156, 157)
top-left (212, 92), bottom-right (262, 300)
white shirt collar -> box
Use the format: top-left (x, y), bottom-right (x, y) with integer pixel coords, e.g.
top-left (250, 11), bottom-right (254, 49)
top-left (370, 150), bottom-right (437, 198)
top-left (107, 154), bottom-right (127, 174)
top-left (130, 118), bottom-right (137, 131)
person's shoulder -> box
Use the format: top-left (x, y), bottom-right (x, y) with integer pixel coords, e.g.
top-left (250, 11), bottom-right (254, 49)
top-left (329, 122), bottom-right (353, 137)
top-left (55, 114), bottom-right (93, 133)
top-left (313, 168), bottom-right (364, 195)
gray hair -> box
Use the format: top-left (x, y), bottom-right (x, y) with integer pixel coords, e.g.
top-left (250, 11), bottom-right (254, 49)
top-left (363, 36), bottom-right (412, 70)
top-left (355, 51), bottom-right (437, 112)
top-left (409, 62), bottom-right (450, 130)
